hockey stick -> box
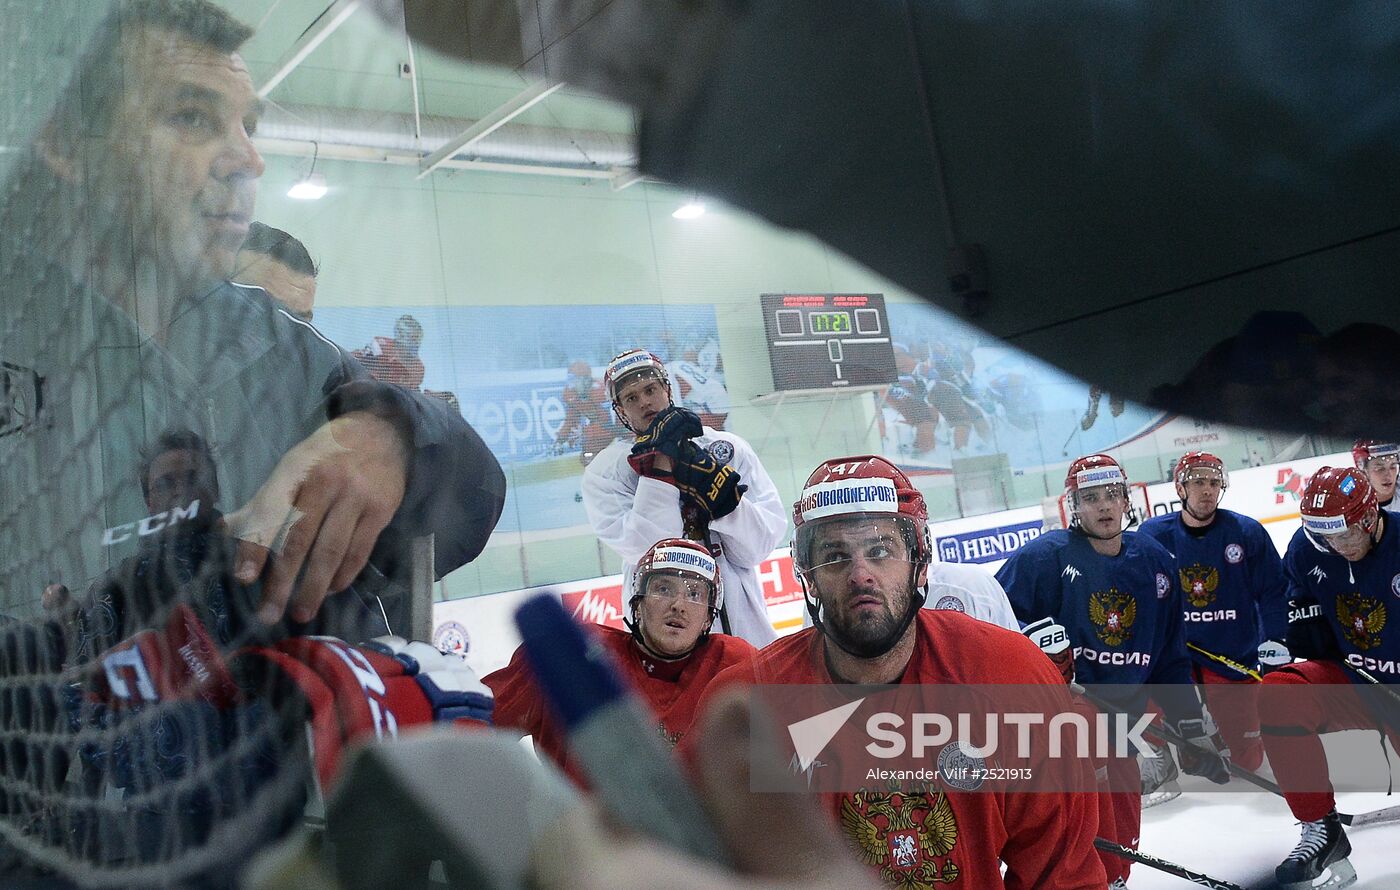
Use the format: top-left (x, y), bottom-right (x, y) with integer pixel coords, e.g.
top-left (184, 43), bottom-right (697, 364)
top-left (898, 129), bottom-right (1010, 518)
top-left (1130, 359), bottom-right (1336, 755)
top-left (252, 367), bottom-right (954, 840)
top-left (1078, 675), bottom-right (1400, 828)
top-left (1093, 838), bottom-right (1246, 890)
top-left (1070, 683), bottom-right (1285, 795)
top-left (1186, 642), bottom-right (1263, 681)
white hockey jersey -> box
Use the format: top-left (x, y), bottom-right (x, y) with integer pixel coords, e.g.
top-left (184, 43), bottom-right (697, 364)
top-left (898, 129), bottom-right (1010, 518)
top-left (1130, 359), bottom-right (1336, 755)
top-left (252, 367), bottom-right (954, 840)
top-left (925, 561), bottom-right (1020, 631)
top-left (582, 427), bottom-right (786, 647)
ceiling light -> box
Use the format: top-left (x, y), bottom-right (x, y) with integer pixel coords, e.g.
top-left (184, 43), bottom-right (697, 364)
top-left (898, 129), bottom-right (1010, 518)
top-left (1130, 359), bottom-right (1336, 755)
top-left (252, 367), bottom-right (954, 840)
top-left (672, 199), bottom-right (706, 219)
top-left (288, 172), bottom-right (328, 200)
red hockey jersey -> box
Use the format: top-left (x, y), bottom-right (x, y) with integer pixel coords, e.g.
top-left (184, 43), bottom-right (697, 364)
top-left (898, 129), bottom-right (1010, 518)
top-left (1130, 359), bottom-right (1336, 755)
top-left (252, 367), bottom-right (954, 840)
top-left (484, 625), bottom-right (756, 786)
top-left (700, 610), bottom-right (1106, 890)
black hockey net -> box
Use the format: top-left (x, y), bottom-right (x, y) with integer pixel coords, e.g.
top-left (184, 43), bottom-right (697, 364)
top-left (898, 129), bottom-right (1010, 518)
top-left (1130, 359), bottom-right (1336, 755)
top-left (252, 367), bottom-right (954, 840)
top-left (1, 2), bottom-right (327, 885)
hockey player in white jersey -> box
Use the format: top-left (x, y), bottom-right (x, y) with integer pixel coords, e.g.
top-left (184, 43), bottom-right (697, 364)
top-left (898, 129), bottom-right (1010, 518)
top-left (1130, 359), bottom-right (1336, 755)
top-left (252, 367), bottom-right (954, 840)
top-left (583, 349), bottom-right (785, 647)
top-left (925, 560), bottom-right (1020, 630)
top-left (1352, 439), bottom-right (1399, 512)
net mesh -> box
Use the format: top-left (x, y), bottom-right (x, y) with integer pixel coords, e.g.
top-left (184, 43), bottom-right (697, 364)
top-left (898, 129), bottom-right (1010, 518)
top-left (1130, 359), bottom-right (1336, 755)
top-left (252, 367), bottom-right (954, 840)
top-left (0, 3), bottom-right (352, 884)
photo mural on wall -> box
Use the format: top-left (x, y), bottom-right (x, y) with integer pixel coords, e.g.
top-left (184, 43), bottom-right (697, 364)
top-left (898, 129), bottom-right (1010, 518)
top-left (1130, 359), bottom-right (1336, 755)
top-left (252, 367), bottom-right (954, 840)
top-left (314, 305), bottom-right (728, 534)
top-left (880, 304), bottom-right (1186, 476)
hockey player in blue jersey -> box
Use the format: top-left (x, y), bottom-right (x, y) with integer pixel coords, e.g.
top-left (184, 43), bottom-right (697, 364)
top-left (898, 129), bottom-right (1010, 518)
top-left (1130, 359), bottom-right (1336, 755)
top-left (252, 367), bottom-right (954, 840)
top-left (1352, 439), bottom-right (1399, 514)
top-left (1140, 451), bottom-right (1289, 771)
top-left (996, 453), bottom-right (1229, 887)
top-left (1261, 467), bottom-right (1400, 890)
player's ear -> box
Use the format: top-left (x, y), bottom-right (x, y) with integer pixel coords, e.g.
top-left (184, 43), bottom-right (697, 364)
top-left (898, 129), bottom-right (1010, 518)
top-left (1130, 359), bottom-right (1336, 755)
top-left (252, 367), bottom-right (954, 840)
top-left (916, 563), bottom-right (929, 590)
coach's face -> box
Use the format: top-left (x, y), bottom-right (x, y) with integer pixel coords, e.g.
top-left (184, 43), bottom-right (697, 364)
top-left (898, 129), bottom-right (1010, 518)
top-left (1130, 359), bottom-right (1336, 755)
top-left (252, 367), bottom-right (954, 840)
top-left (98, 29), bottom-right (265, 284)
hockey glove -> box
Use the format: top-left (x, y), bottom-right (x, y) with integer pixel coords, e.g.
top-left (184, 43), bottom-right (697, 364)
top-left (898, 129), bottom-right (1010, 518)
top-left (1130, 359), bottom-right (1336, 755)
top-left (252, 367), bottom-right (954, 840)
top-left (1021, 616), bottom-right (1075, 685)
top-left (1257, 639), bottom-right (1293, 674)
top-left (627, 406), bottom-right (704, 478)
top-left (1284, 596), bottom-right (1341, 661)
top-left (87, 610), bottom-right (494, 791)
top-left (1173, 712), bottom-right (1231, 785)
top-left (671, 439), bottom-right (746, 522)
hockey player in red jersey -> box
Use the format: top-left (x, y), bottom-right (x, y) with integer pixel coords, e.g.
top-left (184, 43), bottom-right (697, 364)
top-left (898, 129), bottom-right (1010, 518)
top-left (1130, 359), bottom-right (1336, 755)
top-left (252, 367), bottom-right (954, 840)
top-left (485, 538), bottom-right (756, 784)
top-left (1352, 439), bottom-right (1400, 513)
top-left (997, 453), bottom-right (1231, 888)
top-left (1262, 467), bottom-right (1400, 890)
top-left (555, 360), bottom-right (618, 465)
top-left (352, 314), bottom-right (427, 390)
top-left (698, 455), bottom-right (1106, 890)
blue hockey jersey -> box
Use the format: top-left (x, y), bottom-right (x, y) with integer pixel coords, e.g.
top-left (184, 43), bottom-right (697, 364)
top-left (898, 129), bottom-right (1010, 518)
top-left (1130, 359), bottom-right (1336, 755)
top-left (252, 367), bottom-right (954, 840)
top-left (1140, 509), bottom-right (1288, 675)
top-left (1283, 516), bottom-right (1400, 685)
top-left (996, 529), bottom-right (1192, 688)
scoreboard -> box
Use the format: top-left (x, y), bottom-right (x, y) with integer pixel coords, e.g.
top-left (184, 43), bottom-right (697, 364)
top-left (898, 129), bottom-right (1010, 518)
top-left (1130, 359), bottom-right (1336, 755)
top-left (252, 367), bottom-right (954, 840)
top-left (761, 293), bottom-right (897, 391)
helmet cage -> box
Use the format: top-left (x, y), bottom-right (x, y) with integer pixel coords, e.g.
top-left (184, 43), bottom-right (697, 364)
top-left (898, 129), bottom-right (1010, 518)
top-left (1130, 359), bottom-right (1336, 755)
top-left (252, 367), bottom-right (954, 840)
top-left (1353, 440), bottom-right (1400, 470)
top-left (604, 350), bottom-right (672, 432)
top-left (626, 539), bottom-right (720, 659)
top-left (793, 513), bottom-right (926, 582)
top-left (1064, 456), bottom-right (1131, 540)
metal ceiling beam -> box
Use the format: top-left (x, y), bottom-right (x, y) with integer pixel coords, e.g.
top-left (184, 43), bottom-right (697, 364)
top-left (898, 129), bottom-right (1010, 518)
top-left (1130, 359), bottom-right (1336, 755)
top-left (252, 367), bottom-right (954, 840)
top-left (254, 135), bottom-right (625, 180)
top-left (416, 81), bottom-right (566, 179)
top-left (257, 0), bottom-right (363, 98)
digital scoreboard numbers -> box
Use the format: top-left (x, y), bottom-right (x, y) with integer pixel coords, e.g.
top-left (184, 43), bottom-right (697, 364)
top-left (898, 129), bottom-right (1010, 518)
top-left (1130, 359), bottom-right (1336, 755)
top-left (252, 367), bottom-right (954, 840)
top-left (761, 293), bottom-right (896, 391)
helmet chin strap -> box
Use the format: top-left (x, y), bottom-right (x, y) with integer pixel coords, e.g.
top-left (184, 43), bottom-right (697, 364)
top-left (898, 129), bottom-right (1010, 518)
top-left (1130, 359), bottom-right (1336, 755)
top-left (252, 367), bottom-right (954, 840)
top-left (802, 563), bottom-right (927, 661)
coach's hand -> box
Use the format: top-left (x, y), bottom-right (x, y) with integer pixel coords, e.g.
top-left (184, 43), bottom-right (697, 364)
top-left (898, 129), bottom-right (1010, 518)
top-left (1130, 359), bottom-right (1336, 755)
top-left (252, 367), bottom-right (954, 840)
top-left (225, 413), bottom-right (408, 625)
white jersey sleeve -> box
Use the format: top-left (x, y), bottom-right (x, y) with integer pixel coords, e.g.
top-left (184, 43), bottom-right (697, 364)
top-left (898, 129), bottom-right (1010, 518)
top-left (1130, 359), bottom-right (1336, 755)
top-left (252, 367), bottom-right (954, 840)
top-left (581, 439), bottom-right (685, 564)
top-left (924, 562), bottom-right (1020, 631)
top-left (705, 431), bottom-right (788, 570)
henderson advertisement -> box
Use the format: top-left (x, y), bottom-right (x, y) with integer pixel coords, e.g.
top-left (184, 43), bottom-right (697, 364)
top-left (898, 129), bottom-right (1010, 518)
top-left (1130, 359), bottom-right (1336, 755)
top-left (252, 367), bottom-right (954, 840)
top-left (435, 452), bottom-right (1348, 677)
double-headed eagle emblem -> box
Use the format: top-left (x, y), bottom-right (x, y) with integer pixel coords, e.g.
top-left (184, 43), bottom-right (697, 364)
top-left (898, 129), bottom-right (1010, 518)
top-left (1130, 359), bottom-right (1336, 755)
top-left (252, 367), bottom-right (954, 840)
top-left (1337, 594), bottom-right (1387, 651)
top-left (842, 787), bottom-right (960, 887)
top-left (1180, 565), bottom-right (1219, 608)
top-left (1089, 589), bottom-right (1137, 646)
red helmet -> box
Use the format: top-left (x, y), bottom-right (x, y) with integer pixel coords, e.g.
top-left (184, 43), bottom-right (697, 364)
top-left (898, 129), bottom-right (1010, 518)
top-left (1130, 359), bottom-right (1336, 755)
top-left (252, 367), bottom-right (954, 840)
top-left (792, 455), bottom-right (930, 575)
top-left (1065, 453), bottom-right (1128, 497)
top-left (1063, 453), bottom-right (1132, 532)
top-left (1300, 467), bottom-right (1378, 537)
top-left (1174, 451), bottom-right (1229, 489)
top-left (1352, 439), bottom-right (1400, 469)
top-left (631, 537), bottom-right (722, 612)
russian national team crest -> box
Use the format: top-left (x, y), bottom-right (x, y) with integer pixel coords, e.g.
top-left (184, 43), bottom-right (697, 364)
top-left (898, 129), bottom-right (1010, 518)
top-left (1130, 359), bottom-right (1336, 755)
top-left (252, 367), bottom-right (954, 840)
top-left (1225, 543), bottom-right (1244, 564)
top-left (706, 440), bottom-right (735, 464)
top-left (1090, 589), bottom-right (1137, 646)
top-left (1391, 574), bottom-right (1400, 600)
top-left (934, 595), bottom-right (966, 613)
top-left (1155, 572), bottom-right (1171, 600)
top-left (1180, 565), bottom-right (1219, 608)
top-left (841, 786), bottom-right (961, 886)
top-left (1337, 594), bottom-right (1387, 651)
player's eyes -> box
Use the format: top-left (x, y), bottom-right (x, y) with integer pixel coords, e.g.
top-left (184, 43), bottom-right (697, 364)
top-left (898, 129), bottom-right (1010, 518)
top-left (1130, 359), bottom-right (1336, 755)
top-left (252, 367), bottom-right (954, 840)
top-left (169, 108), bottom-right (218, 135)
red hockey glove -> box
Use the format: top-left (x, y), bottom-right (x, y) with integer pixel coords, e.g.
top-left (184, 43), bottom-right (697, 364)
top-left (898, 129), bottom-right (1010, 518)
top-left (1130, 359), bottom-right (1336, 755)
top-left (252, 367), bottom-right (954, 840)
top-left (88, 610), bottom-right (493, 791)
top-left (240, 635), bottom-right (494, 789)
top-left (89, 603), bottom-right (241, 709)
